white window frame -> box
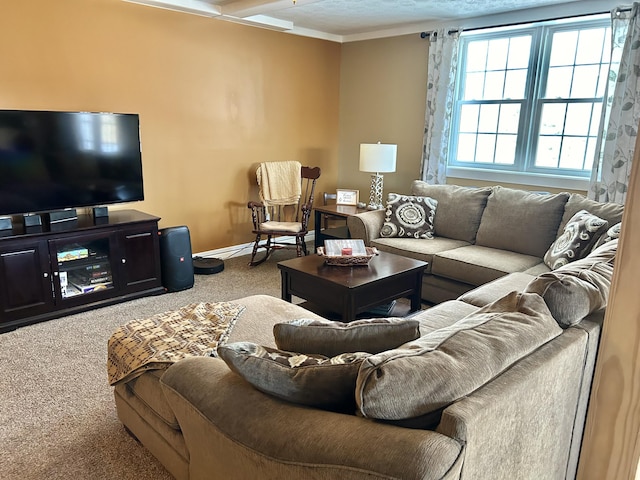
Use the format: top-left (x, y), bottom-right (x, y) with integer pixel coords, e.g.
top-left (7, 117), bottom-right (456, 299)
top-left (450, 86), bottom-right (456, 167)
top-left (447, 14), bottom-right (610, 189)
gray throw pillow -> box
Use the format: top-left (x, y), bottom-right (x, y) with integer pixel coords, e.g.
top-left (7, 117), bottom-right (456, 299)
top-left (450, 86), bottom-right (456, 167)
top-left (526, 239), bottom-right (617, 327)
top-left (379, 193), bottom-right (437, 239)
top-left (543, 209), bottom-right (608, 269)
top-left (355, 292), bottom-right (562, 422)
top-left (273, 317), bottom-right (421, 357)
top-left (218, 342), bottom-right (369, 410)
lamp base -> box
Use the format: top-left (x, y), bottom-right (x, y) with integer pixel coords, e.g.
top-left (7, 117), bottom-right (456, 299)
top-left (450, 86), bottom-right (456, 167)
top-left (367, 173), bottom-right (385, 210)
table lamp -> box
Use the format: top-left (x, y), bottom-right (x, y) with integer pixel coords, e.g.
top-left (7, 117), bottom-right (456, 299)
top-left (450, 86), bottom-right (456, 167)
top-left (359, 142), bottom-right (397, 210)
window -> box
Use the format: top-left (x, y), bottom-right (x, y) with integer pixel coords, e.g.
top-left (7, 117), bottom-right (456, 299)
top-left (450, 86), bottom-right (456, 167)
top-left (449, 15), bottom-right (611, 180)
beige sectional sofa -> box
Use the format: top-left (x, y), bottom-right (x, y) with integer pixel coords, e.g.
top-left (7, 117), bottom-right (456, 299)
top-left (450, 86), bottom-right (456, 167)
top-left (347, 181), bottom-right (623, 304)
top-left (112, 242), bottom-right (617, 479)
top-left (110, 183), bottom-right (621, 479)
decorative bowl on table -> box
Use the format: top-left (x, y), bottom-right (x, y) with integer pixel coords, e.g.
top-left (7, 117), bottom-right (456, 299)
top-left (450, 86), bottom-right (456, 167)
top-left (318, 239), bottom-right (376, 266)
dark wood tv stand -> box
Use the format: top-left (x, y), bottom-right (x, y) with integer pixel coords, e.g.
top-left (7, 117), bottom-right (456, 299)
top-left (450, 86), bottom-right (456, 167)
top-left (0, 209), bottom-right (164, 333)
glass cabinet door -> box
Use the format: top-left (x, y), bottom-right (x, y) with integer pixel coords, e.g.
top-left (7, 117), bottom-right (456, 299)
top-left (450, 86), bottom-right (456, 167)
top-left (52, 235), bottom-right (116, 300)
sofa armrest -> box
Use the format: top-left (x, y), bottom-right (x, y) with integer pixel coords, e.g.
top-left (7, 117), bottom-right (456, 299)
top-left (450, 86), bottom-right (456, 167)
top-left (347, 209), bottom-right (386, 246)
top-left (436, 328), bottom-right (590, 480)
top-left (161, 357), bottom-right (463, 480)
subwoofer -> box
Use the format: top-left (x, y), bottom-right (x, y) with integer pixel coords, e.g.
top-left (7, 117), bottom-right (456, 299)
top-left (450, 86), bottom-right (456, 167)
top-left (158, 226), bottom-right (194, 292)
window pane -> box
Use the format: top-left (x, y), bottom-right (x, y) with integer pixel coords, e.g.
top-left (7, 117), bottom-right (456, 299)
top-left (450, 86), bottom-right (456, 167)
top-left (498, 104), bottom-right (521, 134)
top-left (487, 38), bottom-right (509, 70)
top-left (495, 134), bottom-right (517, 164)
top-left (476, 134), bottom-right (496, 162)
top-left (504, 69), bottom-right (527, 99)
top-left (484, 71), bottom-right (505, 99)
top-left (559, 137), bottom-right (587, 169)
top-left (585, 137), bottom-right (598, 169)
top-left (546, 66), bottom-right (573, 98)
top-left (564, 103), bottom-right (593, 136)
top-left (550, 31), bottom-right (578, 66)
top-left (464, 72), bottom-right (485, 100)
top-left (536, 136), bottom-right (561, 168)
top-left (576, 28), bottom-right (606, 64)
top-left (466, 41), bottom-right (488, 72)
top-left (540, 103), bottom-right (567, 135)
top-left (457, 133), bottom-right (477, 161)
top-left (571, 65), bottom-right (600, 98)
top-left (507, 36), bottom-right (531, 69)
top-left (478, 104), bottom-right (500, 133)
top-left (459, 104), bottom-right (480, 132)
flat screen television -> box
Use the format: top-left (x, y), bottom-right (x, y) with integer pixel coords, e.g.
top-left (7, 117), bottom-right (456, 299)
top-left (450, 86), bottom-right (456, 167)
top-left (0, 109), bottom-right (144, 217)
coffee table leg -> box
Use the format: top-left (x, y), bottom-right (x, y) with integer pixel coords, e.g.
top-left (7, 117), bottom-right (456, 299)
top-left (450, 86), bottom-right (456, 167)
top-left (281, 270), bottom-right (292, 302)
top-left (410, 272), bottom-right (423, 312)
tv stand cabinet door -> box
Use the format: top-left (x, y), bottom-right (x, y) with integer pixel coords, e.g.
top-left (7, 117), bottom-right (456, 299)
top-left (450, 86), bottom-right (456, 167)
top-left (0, 240), bottom-right (54, 323)
top-left (118, 223), bottom-right (162, 293)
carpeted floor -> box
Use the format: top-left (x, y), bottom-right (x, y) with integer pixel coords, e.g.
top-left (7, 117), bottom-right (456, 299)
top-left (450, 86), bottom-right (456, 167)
top-left (0, 249), bottom-right (296, 480)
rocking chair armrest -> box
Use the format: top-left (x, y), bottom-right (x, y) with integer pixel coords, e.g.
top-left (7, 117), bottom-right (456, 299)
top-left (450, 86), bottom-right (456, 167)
top-left (247, 200), bottom-right (264, 209)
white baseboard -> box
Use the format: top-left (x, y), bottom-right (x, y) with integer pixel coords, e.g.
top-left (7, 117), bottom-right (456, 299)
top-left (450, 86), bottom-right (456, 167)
top-left (194, 233), bottom-right (316, 260)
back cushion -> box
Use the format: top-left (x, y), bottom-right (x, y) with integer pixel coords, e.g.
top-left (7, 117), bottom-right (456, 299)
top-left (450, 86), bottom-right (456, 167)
top-left (410, 181), bottom-right (492, 243)
top-left (475, 187), bottom-right (569, 257)
top-left (355, 291), bottom-right (562, 422)
top-left (558, 193), bottom-right (624, 236)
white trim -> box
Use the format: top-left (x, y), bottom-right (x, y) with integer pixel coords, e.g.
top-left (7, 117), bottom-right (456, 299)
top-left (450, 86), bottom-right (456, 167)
top-left (194, 232), bottom-right (316, 260)
top-left (447, 166), bottom-right (589, 191)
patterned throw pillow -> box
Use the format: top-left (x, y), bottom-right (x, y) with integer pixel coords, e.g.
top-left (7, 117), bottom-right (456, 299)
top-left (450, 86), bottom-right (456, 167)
top-left (543, 209), bottom-right (608, 270)
top-left (217, 342), bottom-right (369, 410)
top-left (273, 317), bottom-right (421, 357)
top-left (379, 193), bottom-right (437, 239)
top-left (593, 222), bottom-right (621, 250)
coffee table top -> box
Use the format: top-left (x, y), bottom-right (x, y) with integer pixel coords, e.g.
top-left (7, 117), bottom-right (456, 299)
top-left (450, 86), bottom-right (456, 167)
top-left (277, 250), bottom-right (428, 288)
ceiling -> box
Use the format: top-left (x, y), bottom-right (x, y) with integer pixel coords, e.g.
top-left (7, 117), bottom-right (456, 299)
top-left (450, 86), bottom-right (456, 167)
top-left (123, 0), bottom-right (619, 42)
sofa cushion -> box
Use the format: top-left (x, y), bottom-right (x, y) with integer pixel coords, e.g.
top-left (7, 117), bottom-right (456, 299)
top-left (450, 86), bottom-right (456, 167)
top-left (432, 245), bottom-right (542, 286)
top-left (457, 272), bottom-right (536, 307)
top-left (410, 181), bottom-right (492, 243)
top-left (411, 300), bottom-right (479, 334)
top-left (558, 193), bottom-right (623, 237)
top-left (218, 342), bottom-right (370, 410)
top-left (379, 193), bottom-right (437, 239)
top-left (371, 237), bottom-right (470, 272)
top-left (273, 317), bottom-right (421, 357)
top-left (475, 187), bottom-right (569, 257)
top-left (355, 292), bottom-right (562, 422)
top-left (525, 239), bottom-right (616, 327)
top-left (543, 209), bottom-right (608, 269)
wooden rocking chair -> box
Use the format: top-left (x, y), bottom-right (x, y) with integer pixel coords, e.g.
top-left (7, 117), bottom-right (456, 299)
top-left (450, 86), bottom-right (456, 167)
top-left (247, 164), bottom-right (321, 266)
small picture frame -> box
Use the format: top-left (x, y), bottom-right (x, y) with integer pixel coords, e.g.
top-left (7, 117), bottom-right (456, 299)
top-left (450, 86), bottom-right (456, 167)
top-left (336, 189), bottom-right (359, 206)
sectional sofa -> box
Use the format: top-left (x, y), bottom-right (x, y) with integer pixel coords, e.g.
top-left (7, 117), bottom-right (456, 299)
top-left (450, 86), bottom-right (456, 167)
top-left (110, 183), bottom-right (621, 479)
top-left (347, 181), bottom-right (623, 304)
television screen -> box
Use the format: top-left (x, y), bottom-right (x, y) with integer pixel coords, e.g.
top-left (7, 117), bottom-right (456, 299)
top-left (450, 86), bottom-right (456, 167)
top-left (0, 110), bottom-right (144, 216)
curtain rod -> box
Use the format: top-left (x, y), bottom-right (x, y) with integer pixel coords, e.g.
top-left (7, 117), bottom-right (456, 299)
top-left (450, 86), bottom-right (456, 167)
top-left (419, 6), bottom-right (633, 39)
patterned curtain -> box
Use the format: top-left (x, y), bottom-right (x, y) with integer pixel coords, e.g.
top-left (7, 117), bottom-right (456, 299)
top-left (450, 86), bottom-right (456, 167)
top-left (589, 4), bottom-right (640, 204)
top-left (420, 29), bottom-right (460, 185)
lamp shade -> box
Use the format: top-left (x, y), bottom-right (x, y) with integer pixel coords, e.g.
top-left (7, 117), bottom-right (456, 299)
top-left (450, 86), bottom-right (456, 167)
top-left (359, 143), bottom-right (397, 173)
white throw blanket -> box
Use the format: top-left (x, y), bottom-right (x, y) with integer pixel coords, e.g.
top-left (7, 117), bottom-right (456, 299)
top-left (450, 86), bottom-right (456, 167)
top-left (256, 161), bottom-right (301, 206)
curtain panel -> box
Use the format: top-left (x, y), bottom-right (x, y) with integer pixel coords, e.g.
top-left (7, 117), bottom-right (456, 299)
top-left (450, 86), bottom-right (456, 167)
top-left (420, 29), bottom-right (460, 185)
top-left (589, 3), bottom-right (640, 204)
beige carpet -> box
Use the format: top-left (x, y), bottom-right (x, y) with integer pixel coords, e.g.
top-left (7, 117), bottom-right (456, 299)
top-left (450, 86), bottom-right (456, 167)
top-left (0, 249), bottom-right (296, 480)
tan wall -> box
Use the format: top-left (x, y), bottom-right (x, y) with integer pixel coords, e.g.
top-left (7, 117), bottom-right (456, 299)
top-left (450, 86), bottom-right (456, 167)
top-left (338, 35), bottom-right (428, 201)
top-left (0, 0), bottom-right (341, 253)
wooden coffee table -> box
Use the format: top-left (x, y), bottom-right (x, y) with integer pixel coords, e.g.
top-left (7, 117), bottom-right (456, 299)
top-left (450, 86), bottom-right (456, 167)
top-left (277, 251), bottom-right (428, 322)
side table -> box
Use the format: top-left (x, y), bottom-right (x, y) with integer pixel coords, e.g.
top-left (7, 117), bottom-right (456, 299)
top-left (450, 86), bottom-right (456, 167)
top-left (313, 204), bottom-right (369, 250)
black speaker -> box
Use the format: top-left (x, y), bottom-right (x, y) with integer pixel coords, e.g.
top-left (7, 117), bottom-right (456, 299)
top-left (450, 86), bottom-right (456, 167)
top-left (92, 206), bottom-right (109, 218)
top-left (159, 226), bottom-right (194, 292)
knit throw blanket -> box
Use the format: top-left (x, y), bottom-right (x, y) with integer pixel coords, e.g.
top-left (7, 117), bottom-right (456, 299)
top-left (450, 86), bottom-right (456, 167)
top-left (257, 160), bottom-right (301, 206)
top-left (107, 302), bottom-right (245, 386)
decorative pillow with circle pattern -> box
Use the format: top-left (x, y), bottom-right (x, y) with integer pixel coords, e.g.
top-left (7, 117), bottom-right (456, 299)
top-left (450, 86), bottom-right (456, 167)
top-left (217, 341), bottom-right (370, 410)
top-left (593, 221), bottom-right (622, 250)
top-left (543, 209), bottom-right (608, 270)
top-left (379, 193), bottom-right (437, 239)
